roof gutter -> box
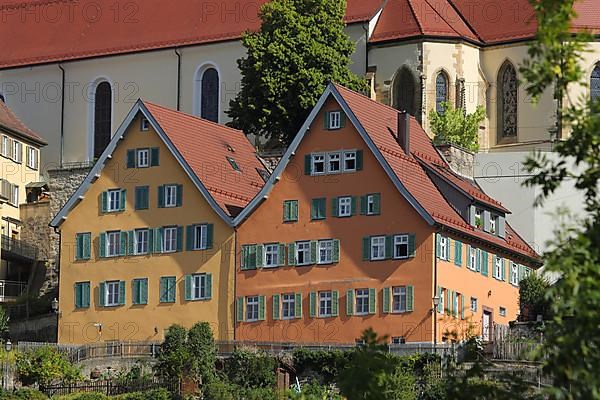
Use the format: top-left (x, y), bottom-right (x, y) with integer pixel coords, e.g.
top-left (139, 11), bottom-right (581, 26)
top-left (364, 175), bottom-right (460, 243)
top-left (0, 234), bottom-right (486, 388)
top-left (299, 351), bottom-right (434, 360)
top-left (58, 63), bottom-right (65, 167)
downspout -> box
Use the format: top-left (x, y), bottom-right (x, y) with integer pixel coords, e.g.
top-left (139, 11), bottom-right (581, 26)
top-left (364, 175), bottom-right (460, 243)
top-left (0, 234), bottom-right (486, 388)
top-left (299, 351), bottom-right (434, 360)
top-left (233, 225), bottom-right (237, 342)
top-left (58, 64), bottom-right (66, 167)
top-left (174, 48), bottom-right (182, 111)
top-left (362, 22), bottom-right (369, 76)
top-left (433, 231), bottom-right (438, 349)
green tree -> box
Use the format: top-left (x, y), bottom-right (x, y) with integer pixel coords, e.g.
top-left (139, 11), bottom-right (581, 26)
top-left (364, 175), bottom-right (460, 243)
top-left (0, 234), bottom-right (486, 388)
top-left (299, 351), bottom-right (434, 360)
top-left (15, 346), bottom-right (81, 386)
top-left (228, 0), bottom-right (366, 146)
top-left (224, 348), bottom-right (277, 389)
top-left (154, 324), bottom-right (189, 381)
top-left (518, 274), bottom-right (552, 322)
top-left (0, 307), bottom-right (8, 340)
top-left (186, 322), bottom-right (217, 385)
top-left (428, 102), bottom-right (486, 152)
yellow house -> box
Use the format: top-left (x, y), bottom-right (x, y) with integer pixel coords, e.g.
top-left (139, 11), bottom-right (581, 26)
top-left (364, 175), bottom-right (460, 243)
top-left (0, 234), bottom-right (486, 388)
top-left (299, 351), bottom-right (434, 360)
top-left (50, 101), bottom-right (267, 344)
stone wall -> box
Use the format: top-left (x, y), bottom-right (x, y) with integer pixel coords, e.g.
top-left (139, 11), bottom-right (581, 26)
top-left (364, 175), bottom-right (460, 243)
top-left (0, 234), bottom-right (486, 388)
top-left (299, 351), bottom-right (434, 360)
top-left (10, 313), bottom-right (58, 342)
top-left (435, 143), bottom-right (475, 179)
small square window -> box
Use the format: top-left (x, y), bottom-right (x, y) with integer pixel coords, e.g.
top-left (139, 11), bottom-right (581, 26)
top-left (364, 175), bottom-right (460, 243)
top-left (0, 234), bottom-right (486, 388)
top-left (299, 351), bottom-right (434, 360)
top-left (296, 241), bottom-right (311, 265)
top-left (391, 337), bottom-right (406, 345)
top-left (141, 118), bottom-right (150, 131)
top-left (312, 154), bottom-right (325, 175)
top-left (499, 307), bottom-right (506, 317)
top-left (328, 111), bottom-right (341, 129)
top-left (470, 297), bottom-right (478, 312)
top-left (370, 236), bottom-right (386, 261)
top-left (327, 152), bottom-right (341, 173)
top-left (227, 157), bottom-right (242, 172)
top-left (136, 149), bottom-right (149, 168)
top-left (338, 197), bottom-right (351, 217)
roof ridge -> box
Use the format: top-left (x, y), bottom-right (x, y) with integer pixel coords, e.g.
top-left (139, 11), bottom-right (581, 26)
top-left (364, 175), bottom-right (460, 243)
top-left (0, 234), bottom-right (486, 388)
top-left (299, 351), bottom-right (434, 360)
top-left (444, 0), bottom-right (485, 43)
top-left (405, 0), bottom-right (424, 35)
top-left (421, 0), bottom-right (472, 39)
top-left (0, 0), bottom-right (73, 11)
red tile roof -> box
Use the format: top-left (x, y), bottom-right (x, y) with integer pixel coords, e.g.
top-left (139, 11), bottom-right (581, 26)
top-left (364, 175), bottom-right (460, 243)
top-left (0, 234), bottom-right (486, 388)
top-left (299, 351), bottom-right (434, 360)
top-left (0, 101), bottom-right (46, 145)
top-left (334, 84), bottom-right (539, 262)
top-left (0, 0), bottom-right (384, 69)
top-left (143, 102), bottom-right (266, 217)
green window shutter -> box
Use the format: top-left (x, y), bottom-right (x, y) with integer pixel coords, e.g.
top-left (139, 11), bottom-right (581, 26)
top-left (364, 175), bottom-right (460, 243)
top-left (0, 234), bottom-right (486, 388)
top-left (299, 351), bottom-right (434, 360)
top-left (323, 111), bottom-right (330, 129)
top-left (83, 282), bottom-right (91, 308)
top-left (256, 244), bottom-right (264, 267)
top-left (75, 234), bottom-right (83, 260)
top-left (452, 291), bottom-right (457, 317)
top-left (407, 286), bottom-right (414, 312)
top-left (332, 239), bottom-right (340, 263)
top-left (373, 194), bottom-right (381, 215)
top-left (332, 290), bottom-right (339, 317)
top-left (127, 149), bottom-right (135, 168)
top-left (75, 284), bottom-right (82, 308)
top-left (158, 186), bottom-right (165, 208)
top-left (236, 297), bottom-right (245, 322)
top-left (120, 189), bottom-right (127, 211)
top-left (186, 225), bottom-right (194, 251)
top-left (502, 258), bottom-right (507, 281)
top-left (148, 229), bottom-right (154, 254)
top-left (309, 292), bottom-right (316, 317)
top-left (132, 279), bottom-right (140, 304)
top-left (101, 191), bottom-right (108, 213)
top-left (258, 296), bottom-right (266, 320)
top-left (340, 113), bottom-right (346, 128)
top-left (436, 234), bottom-right (441, 259)
top-left (159, 278), bottom-right (167, 302)
top-left (168, 277), bottom-right (176, 302)
top-left (176, 185), bottom-right (183, 207)
top-left (356, 150), bottom-right (363, 170)
top-left (83, 233), bottom-right (91, 260)
top-left (346, 289), bottom-right (354, 316)
top-left (408, 234), bottom-right (416, 257)
top-left (278, 243), bottom-right (286, 266)
top-left (133, 279), bottom-right (148, 305)
top-left (127, 230), bottom-right (134, 256)
top-left (283, 201), bottom-right (291, 221)
top-left (184, 275), bottom-right (192, 301)
top-left (454, 240), bottom-right (462, 266)
top-left (385, 235), bottom-right (393, 259)
top-left (206, 224), bottom-right (214, 249)
top-left (205, 274), bottom-right (212, 299)
top-left (176, 226), bottom-right (183, 252)
top-left (382, 287), bottom-right (390, 314)
top-left (135, 186), bottom-right (148, 210)
top-left (155, 228), bottom-right (163, 253)
top-left (310, 199), bottom-right (317, 220)
top-left (446, 290), bottom-right (451, 315)
top-left (304, 154), bottom-right (312, 175)
top-left (482, 251), bottom-right (489, 277)
top-left (368, 288), bottom-right (376, 314)
top-left (99, 233), bottom-right (106, 258)
top-left (319, 198), bottom-right (326, 219)
top-left (331, 197), bottom-right (338, 217)
top-left (291, 201), bottom-right (298, 221)
top-left (288, 243), bottom-right (296, 266)
top-left (475, 249), bottom-right (481, 272)
top-left (273, 294), bottom-right (280, 320)
top-left (460, 294), bottom-right (465, 320)
top-left (98, 282), bottom-right (106, 307)
top-left (351, 196), bottom-right (357, 215)
top-left (141, 279), bottom-right (148, 305)
top-left (362, 237), bottom-right (370, 261)
top-left (467, 245), bottom-right (472, 268)
top-left (119, 281), bottom-right (126, 306)
top-left (120, 231), bottom-right (128, 256)
top-left (310, 241), bottom-right (317, 264)
top-left (437, 287), bottom-right (443, 313)
top-left (295, 293), bottom-right (302, 318)
top-left (360, 196), bottom-right (367, 215)
top-left (150, 147), bottom-right (160, 166)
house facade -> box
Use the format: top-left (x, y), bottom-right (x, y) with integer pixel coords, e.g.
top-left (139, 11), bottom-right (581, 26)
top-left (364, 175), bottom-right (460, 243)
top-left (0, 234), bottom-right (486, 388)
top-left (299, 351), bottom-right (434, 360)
top-left (50, 101), bottom-right (266, 344)
top-left (234, 84), bottom-right (539, 344)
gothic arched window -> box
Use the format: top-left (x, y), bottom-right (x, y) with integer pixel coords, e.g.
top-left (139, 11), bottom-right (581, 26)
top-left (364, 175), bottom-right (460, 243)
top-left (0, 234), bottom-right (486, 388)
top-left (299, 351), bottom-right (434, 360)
top-left (393, 66), bottom-right (421, 122)
top-left (497, 61), bottom-right (518, 140)
top-left (201, 68), bottom-right (219, 123)
top-left (435, 72), bottom-right (449, 114)
top-left (591, 64), bottom-right (600, 103)
top-left (93, 81), bottom-right (112, 159)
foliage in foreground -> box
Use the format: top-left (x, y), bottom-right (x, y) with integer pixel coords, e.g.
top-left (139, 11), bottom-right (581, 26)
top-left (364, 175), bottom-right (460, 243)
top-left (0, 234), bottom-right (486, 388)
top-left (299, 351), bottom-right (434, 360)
top-left (428, 102), bottom-right (485, 152)
top-left (15, 346), bottom-right (82, 387)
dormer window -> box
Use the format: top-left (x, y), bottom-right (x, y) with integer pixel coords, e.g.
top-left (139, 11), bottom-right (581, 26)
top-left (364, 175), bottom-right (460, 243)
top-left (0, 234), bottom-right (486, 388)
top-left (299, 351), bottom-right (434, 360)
top-left (475, 208), bottom-right (483, 229)
top-left (490, 215), bottom-right (498, 234)
top-left (329, 111), bottom-right (341, 129)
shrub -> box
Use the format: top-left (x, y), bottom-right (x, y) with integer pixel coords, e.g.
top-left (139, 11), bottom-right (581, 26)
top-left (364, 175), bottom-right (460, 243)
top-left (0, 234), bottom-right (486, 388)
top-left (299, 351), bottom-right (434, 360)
top-left (224, 348), bottom-right (276, 389)
top-left (186, 322), bottom-right (216, 384)
top-left (202, 381), bottom-right (236, 400)
top-left (429, 102), bottom-right (485, 152)
top-left (518, 274), bottom-right (552, 321)
top-left (155, 325), bottom-right (189, 381)
top-left (52, 393), bottom-right (107, 400)
top-left (0, 388), bottom-right (48, 400)
top-left (114, 389), bottom-right (171, 400)
top-left (292, 348), bottom-right (351, 385)
top-left (16, 346), bottom-right (82, 386)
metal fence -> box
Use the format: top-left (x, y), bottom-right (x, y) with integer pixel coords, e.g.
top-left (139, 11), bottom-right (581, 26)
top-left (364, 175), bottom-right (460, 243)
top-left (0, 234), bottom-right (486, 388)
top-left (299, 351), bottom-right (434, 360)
top-left (39, 377), bottom-right (180, 397)
top-left (1, 234), bottom-right (38, 261)
top-left (17, 341), bottom-right (161, 364)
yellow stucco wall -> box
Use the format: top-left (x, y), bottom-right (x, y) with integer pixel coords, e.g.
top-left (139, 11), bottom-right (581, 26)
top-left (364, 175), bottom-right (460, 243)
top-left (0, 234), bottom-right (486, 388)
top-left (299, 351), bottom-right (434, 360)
top-left (56, 114), bottom-right (235, 344)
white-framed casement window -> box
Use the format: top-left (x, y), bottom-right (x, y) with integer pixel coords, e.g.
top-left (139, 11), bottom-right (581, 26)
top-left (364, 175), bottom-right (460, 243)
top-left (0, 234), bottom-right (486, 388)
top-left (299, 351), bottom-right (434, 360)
top-left (10, 184), bottom-right (18, 206)
top-left (318, 240), bottom-right (333, 264)
top-left (328, 111), bottom-right (341, 129)
top-left (296, 241), bottom-right (311, 265)
top-left (246, 296), bottom-right (259, 321)
top-left (135, 229), bottom-right (149, 255)
top-left (327, 152), bottom-right (341, 173)
top-left (26, 146), bottom-right (38, 170)
top-left (163, 226), bottom-right (178, 253)
top-left (281, 293), bottom-right (296, 319)
top-left (192, 274), bottom-right (208, 300)
top-left (439, 236), bottom-right (449, 260)
top-left (367, 194), bottom-right (376, 215)
top-left (140, 117), bottom-right (150, 131)
top-left (499, 307), bottom-right (507, 317)
top-left (318, 291), bottom-right (333, 317)
top-left (393, 286), bottom-right (407, 313)
top-left (494, 256), bottom-right (503, 279)
top-left (355, 288), bottom-right (369, 315)
top-left (394, 235), bottom-right (409, 259)
top-left (107, 189), bottom-right (122, 212)
top-left (338, 196), bottom-right (352, 217)
top-left (370, 236), bottom-right (386, 260)
top-left (470, 297), bottom-right (478, 312)
top-left (264, 243), bottom-right (280, 267)
top-left (343, 151), bottom-right (356, 172)
top-left (312, 153), bottom-right (325, 175)
top-left (164, 185), bottom-right (178, 208)
top-left (106, 231), bottom-right (121, 257)
top-left (106, 281), bottom-right (121, 306)
top-left (194, 224), bottom-right (208, 250)
top-left (439, 288), bottom-right (445, 312)
top-left (510, 262), bottom-right (519, 285)
top-left (1, 136), bottom-right (9, 157)
top-left (490, 215), bottom-right (497, 234)
top-left (12, 140), bottom-right (21, 163)
top-left (468, 247), bottom-right (477, 270)
top-left (136, 148), bottom-right (149, 168)
top-left (475, 208), bottom-right (483, 229)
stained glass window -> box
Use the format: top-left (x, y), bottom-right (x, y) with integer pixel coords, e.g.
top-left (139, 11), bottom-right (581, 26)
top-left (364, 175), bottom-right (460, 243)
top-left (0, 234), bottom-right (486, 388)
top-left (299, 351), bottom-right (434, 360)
top-left (94, 82), bottom-right (112, 159)
top-left (498, 62), bottom-right (518, 138)
top-left (591, 64), bottom-right (600, 103)
top-left (201, 68), bottom-right (219, 123)
top-left (436, 72), bottom-right (448, 114)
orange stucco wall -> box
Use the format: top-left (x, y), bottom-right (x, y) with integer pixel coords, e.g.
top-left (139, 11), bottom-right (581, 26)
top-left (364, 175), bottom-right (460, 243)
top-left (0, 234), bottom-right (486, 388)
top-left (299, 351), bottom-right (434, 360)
top-left (57, 114), bottom-right (235, 344)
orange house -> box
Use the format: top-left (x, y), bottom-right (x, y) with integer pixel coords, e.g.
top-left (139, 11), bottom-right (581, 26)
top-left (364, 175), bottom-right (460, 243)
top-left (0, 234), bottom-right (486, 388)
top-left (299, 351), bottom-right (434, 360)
top-left (234, 84), bottom-right (540, 345)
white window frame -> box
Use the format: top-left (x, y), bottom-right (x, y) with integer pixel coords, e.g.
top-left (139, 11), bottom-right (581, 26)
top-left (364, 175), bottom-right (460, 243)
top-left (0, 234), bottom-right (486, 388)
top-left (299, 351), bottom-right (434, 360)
top-left (370, 236), bottom-right (385, 261)
top-left (475, 208), bottom-right (483, 228)
top-left (140, 117), bottom-right (150, 131)
top-left (510, 262), bottom-right (519, 285)
top-left (392, 286), bottom-right (407, 313)
top-left (338, 196), bottom-right (351, 217)
top-left (10, 184), bottom-right (18, 206)
top-left (136, 148), bottom-right (149, 168)
top-left (318, 291), bottom-right (332, 317)
top-left (327, 152), bottom-right (341, 173)
top-left (343, 151), bottom-right (356, 172)
top-left (470, 297), bottom-right (478, 312)
top-left (135, 229), bottom-right (149, 255)
top-left (105, 281), bottom-right (120, 306)
top-left (494, 257), bottom-right (502, 279)
top-left (246, 296), bottom-right (259, 322)
top-left (393, 235), bottom-right (409, 259)
top-left (192, 274), bottom-right (207, 300)
top-left (194, 224), bottom-right (208, 250)
top-left (107, 189), bottom-right (121, 212)
top-left (1, 136), bottom-right (9, 157)
top-left (439, 236), bottom-right (449, 260)
top-left (328, 111), bottom-right (341, 129)
top-left (163, 226), bottom-right (177, 253)
top-left (281, 293), bottom-right (295, 319)
top-left (355, 288), bottom-right (369, 315)
top-left (264, 243), bottom-right (279, 267)
top-left (468, 247), bottom-right (477, 270)
top-left (367, 195), bottom-right (376, 215)
top-left (490, 215), bottom-right (497, 234)
top-left (318, 240), bottom-right (333, 264)
top-left (164, 185), bottom-right (178, 208)
top-left (311, 153), bottom-right (325, 175)
top-left (27, 146), bottom-right (38, 169)
top-left (499, 307), bottom-right (507, 317)
top-left (106, 231), bottom-right (120, 257)
top-left (296, 241), bottom-right (311, 266)
top-left (391, 337), bottom-right (406, 345)
top-left (12, 140), bottom-right (21, 162)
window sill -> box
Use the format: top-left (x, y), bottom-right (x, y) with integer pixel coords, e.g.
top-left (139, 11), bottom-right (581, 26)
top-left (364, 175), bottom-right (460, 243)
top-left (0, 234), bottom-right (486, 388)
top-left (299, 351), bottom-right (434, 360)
top-left (311, 218), bottom-right (326, 221)
top-left (391, 310), bottom-right (411, 314)
top-left (317, 261), bottom-right (334, 266)
top-left (393, 256), bottom-right (409, 260)
top-left (189, 297), bottom-right (209, 301)
top-left (283, 220), bottom-right (298, 223)
top-left (369, 257), bottom-right (386, 262)
top-left (295, 263), bottom-right (312, 267)
top-left (317, 315), bottom-right (333, 318)
top-left (281, 316), bottom-right (296, 320)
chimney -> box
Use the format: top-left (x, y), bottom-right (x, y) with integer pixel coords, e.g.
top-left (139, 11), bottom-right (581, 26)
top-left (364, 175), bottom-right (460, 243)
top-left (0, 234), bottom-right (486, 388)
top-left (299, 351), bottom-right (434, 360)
top-left (398, 111), bottom-right (410, 155)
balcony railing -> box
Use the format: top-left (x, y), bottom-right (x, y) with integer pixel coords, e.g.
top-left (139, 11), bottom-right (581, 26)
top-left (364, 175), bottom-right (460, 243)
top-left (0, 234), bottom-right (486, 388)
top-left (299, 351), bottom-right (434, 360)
top-left (0, 280), bottom-right (27, 301)
top-left (1, 235), bottom-right (37, 261)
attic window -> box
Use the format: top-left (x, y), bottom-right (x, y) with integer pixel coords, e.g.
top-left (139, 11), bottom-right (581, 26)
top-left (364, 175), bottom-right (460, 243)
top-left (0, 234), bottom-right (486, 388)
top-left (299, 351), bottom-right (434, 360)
top-left (141, 118), bottom-right (150, 131)
top-left (227, 145), bottom-right (235, 153)
top-left (227, 157), bottom-right (241, 172)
